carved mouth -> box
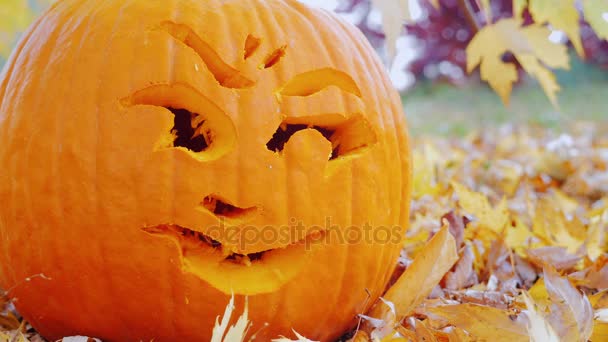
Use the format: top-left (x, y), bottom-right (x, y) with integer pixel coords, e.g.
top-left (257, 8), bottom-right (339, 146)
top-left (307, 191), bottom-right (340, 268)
top-left (141, 196), bottom-right (324, 295)
top-left (142, 224), bottom-right (268, 266)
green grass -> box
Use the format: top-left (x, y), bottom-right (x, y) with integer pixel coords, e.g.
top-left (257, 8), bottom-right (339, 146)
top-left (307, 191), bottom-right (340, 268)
top-left (403, 57), bottom-right (608, 136)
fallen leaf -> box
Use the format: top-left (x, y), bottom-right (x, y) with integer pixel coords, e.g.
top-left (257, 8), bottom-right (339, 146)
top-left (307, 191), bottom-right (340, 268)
top-left (591, 321), bottom-right (608, 342)
top-left (369, 225), bottom-right (459, 320)
top-left (451, 182), bottom-right (509, 233)
top-left (522, 291), bottom-right (560, 342)
top-left (412, 319), bottom-right (438, 342)
top-left (544, 266), bottom-right (594, 341)
top-left (527, 246), bottom-right (582, 270)
top-left (570, 255), bottom-right (608, 289)
top-left (444, 245), bottom-right (477, 290)
top-left (442, 211), bottom-right (467, 248)
top-left (586, 209), bottom-right (608, 261)
top-left (589, 290), bottom-right (608, 309)
top-left (532, 198), bottom-right (585, 253)
top-left (272, 330), bottom-right (318, 342)
top-left (424, 304), bottom-right (528, 342)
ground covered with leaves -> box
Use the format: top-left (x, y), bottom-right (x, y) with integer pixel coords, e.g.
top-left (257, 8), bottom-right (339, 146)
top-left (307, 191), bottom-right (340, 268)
top-left (1, 122), bottom-right (607, 341)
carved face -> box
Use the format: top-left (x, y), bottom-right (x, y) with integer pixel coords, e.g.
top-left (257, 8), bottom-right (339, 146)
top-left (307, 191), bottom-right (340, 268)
top-left (0, 0), bottom-right (410, 341)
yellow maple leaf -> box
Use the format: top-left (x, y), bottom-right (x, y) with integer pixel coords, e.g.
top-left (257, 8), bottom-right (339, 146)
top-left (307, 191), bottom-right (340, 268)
top-left (527, 0), bottom-right (584, 57)
top-left (532, 198), bottom-right (585, 253)
top-left (451, 182), bottom-right (509, 233)
top-left (582, 0), bottom-right (608, 40)
top-left (466, 18), bottom-right (569, 106)
top-left (504, 217), bottom-right (534, 254)
top-left (532, 199), bottom-right (586, 254)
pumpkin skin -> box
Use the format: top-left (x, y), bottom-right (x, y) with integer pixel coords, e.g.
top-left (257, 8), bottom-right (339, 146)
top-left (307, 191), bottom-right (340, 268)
top-left (0, 0), bottom-right (411, 341)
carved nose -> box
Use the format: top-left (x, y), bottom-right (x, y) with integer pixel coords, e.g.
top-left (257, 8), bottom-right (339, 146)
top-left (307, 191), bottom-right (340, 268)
top-left (283, 128), bottom-right (333, 172)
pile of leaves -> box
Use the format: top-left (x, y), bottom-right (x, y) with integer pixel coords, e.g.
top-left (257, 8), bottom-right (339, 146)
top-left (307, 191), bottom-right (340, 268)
top-left (353, 121), bottom-right (608, 341)
top-left (2, 122), bottom-right (607, 341)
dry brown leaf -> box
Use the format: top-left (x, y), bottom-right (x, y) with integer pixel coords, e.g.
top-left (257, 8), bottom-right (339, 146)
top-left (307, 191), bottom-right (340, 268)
top-left (444, 245), bottom-right (477, 290)
top-left (570, 255), bottom-right (608, 290)
top-left (369, 226), bottom-right (459, 321)
top-left (424, 304), bottom-right (528, 342)
top-left (582, 0), bottom-right (608, 40)
top-left (527, 0), bottom-right (584, 56)
top-left (527, 246), bottom-right (582, 271)
top-left (0, 312), bottom-right (20, 331)
top-left (442, 211), bottom-right (466, 248)
top-left (544, 267), bottom-right (594, 341)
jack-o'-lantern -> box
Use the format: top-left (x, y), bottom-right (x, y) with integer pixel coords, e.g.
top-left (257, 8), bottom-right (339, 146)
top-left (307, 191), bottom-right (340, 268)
top-left (0, 0), bottom-right (411, 340)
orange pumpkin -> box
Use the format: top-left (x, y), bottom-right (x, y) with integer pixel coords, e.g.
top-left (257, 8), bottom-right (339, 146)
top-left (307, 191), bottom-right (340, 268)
top-left (0, 0), bottom-right (410, 340)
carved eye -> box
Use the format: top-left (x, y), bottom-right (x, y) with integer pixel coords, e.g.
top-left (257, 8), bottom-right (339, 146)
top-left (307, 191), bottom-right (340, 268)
top-left (266, 115), bottom-right (376, 160)
top-left (267, 69), bottom-right (377, 160)
top-left (121, 84), bottom-right (237, 161)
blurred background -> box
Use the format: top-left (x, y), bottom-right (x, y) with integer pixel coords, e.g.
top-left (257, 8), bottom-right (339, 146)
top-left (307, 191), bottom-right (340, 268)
top-left (1, 0), bottom-right (607, 135)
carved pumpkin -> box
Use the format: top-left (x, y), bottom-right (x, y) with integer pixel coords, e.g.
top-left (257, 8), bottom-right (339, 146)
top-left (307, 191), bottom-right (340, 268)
top-left (0, 0), bottom-right (410, 340)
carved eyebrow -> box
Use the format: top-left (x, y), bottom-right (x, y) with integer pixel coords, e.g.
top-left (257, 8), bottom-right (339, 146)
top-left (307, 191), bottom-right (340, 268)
top-left (160, 21), bottom-right (255, 89)
top-left (278, 68), bottom-right (362, 98)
